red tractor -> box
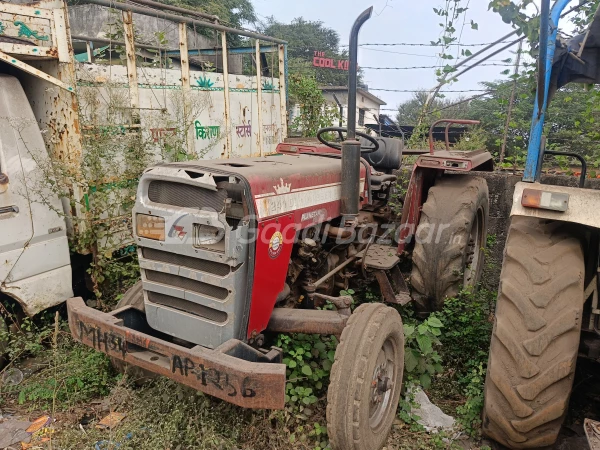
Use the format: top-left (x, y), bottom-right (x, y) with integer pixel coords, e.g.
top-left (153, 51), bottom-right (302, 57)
top-left (68, 7), bottom-right (493, 449)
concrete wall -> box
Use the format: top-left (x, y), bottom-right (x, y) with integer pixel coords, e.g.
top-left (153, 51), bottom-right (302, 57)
top-left (475, 171), bottom-right (600, 291)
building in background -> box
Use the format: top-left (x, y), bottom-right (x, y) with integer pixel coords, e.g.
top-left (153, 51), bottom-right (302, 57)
top-left (320, 86), bottom-right (386, 133)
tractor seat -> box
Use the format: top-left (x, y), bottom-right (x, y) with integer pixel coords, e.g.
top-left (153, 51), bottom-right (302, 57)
top-left (360, 136), bottom-right (403, 173)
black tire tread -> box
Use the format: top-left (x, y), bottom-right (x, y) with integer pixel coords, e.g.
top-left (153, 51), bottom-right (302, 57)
top-left (411, 175), bottom-right (489, 310)
top-left (327, 303), bottom-right (404, 450)
top-left (482, 217), bottom-right (584, 449)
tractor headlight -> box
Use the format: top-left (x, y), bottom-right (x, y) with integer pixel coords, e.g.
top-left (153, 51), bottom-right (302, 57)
top-left (136, 214), bottom-right (165, 241)
top-left (193, 224), bottom-right (225, 246)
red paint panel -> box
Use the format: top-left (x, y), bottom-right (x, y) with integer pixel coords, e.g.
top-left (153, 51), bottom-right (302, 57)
top-left (397, 167), bottom-right (438, 254)
top-left (247, 214), bottom-right (297, 337)
top-left (397, 167), bottom-right (422, 254)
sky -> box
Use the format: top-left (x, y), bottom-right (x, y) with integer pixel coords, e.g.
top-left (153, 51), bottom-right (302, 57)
top-left (250, 0), bottom-right (535, 114)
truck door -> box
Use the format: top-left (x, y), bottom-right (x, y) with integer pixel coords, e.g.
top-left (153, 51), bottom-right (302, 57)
top-left (0, 121), bottom-right (34, 285)
top-left (0, 74), bottom-right (72, 316)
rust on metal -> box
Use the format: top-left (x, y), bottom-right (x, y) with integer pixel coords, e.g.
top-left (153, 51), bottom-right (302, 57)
top-left (585, 418), bottom-right (600, 450)
top-left (428, 119), bottom-right (480, 153)
top-left (255, 40), bottom-right (264, 156)
top-left (221, 31), bottom-right (232, 158)
top-left (267, 308), bottom-right (348, 335)
top-left (122, 10), bottom-right (140, 122)
top-left (373, 270), bottom-right (402, 304)
top-left (416, 149), bottom-right (494, 172)
top-left (388, 266), bottom-right (413, 305)
top-left (364, 244), bottom-right (400, 270)
top-left (67, 297), bottom-right (286, 409)
top-left (278, 44), bottom-right (287, 140)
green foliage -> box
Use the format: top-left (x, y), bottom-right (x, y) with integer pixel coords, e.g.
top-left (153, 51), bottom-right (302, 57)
top-left (1, 318), bottom-right (117, 410)
top-left (262, 17), bottom-right (361, 86)
top-left (402, 315), bottom-right (444, 390)
top-left (435, 288), bottom-right (495, 436)
top-left (431, 2), bottom-right (478, 80)
top-left (277, 333), bottom-right (337, 411)
top-left (0, 310), bottom-right (56, 363)
top-left (161, 0), bottom-right (256, 32)
top-left (14, 346), bottom-right (113, 408)
top-left (455, 363), bottom-right (486, 435)
top-left (26, 77), bottom-right (211, 304)
top-left (453, 127), bottom-right (488, 151)
top-left (456, 76), bottom-right (600, 167)
top-left (488, 1), bottom-right (600, 59)
top-left (289, 74), bottom-right (339, 137)
top-left (396, 91), bottom-right (471, 126)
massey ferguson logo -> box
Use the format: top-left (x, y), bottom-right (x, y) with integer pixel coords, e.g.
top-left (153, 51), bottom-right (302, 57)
top-left (169, 224), bottom-right (187, 240)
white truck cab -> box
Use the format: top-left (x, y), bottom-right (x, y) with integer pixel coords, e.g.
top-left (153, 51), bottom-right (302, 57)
top-left (0, 74), bottom-right (73, 315)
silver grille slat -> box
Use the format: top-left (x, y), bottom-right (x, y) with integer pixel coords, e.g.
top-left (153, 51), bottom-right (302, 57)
top-left (148, 180), bottom-right (227, 210)
top-left (147, 291), bottom-right (227, 323)
top-left (145, 270), bottom-right (229, 300)
top-left (142, 248), bottom-right (237, 277)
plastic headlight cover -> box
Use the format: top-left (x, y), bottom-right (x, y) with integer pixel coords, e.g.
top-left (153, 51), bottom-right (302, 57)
top-left (136, 214), bottom-right (165, 240)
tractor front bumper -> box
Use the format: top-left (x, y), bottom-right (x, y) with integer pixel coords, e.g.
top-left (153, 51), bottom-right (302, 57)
top-left (67, 297), bottom-right (286, 409)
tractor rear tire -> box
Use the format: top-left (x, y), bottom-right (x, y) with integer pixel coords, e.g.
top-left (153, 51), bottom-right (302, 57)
top-left (327, 303), bottom-right (404, 450)
top-left (482, 217), bottom-right (584, 449)
top-left (110, 281), bottom-right (157, 384)
top-left (410, 175), bottom-right (489, 311)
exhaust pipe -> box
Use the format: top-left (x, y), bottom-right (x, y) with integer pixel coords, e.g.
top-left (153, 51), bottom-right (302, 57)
top-left (341, 7), bottom-right (373, 227)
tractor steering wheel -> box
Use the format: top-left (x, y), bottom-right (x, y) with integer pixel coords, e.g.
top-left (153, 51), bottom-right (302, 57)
top-left (316, 127), bottom-right (380, 154)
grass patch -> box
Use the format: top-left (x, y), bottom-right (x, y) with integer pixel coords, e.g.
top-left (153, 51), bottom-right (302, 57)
top-left (1, 316), bottom-right (118, 412)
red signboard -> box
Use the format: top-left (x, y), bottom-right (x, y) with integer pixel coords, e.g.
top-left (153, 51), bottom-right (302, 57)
top-left (312, 51), bottom-right (350, 70)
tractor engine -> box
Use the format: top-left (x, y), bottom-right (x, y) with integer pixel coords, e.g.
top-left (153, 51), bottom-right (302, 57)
top-left (133, 140), bottom-right (401, 350)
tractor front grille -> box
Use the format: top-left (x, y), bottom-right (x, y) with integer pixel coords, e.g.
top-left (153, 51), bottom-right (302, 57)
top-left (139, 173), bottom-right (250, 348)
top-left (148, 180), bottom-right (227, 211)
top-left (145, 270), bottom-right (229, 300)
top-left (142, 248), bottom-right (238, 277)
top-left (147, 291), bottom-right (228, 323)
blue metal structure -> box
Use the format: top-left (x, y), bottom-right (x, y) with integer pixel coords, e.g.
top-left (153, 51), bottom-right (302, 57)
top-left (523, 0), bottom-right (573, 182)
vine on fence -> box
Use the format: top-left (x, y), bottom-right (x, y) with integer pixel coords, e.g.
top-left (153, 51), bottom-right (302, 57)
top-left (288, 74), bottom-right (339, 137)
top-left (21, 72), bottom-right (215, 304)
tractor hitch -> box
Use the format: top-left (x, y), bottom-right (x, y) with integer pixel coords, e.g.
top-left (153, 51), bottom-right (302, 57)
top-left (67, 297), bottom-right (286, 409)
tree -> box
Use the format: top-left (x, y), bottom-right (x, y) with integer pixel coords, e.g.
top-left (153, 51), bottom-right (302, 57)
top-left (464, 75), bottom-right (600, 169)
top-left (261, 17), bottom-right (360, 86)
top-left (164, 0), bottom-right (256, 29)
top-left (289, 74), bottom-right (338, 137)
top-left (396, 91), bottom-right (471, 125)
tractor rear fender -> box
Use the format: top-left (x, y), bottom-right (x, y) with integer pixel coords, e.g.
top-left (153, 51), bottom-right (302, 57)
top-left (397, 150), bottom-right (494, 254)
top-left (415, 149), bottom-right (494, 172)
top-left (511, 181), bottom-right (600, 229)
top-left (397, 166), bottom-right (437, 254)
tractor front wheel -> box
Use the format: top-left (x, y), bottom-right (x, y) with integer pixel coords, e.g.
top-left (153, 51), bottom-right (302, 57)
top-left (327, 303), bottom-right (404, 450)
top-left (482, 217), bottom-right (584, 448)
top-left (410, 175), bottom-right (489, 311)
